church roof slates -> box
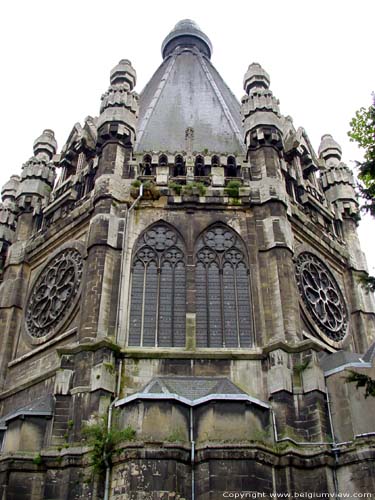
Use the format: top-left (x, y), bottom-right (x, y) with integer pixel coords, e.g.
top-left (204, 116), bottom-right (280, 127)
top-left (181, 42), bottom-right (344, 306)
top-left (135, 21), bottom-right (245, 155)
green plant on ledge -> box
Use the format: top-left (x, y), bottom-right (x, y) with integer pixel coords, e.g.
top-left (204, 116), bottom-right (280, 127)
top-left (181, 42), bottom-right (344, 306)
top-left (181, 181), bottom-right (206, 197)
top-left (224, 180), bottom-right (241, 198)
top-left (168, 181), bottom-right (183, 195)
top-left (167, 427), bottom-right (186, 442)
top-left (33, 452), bottom-right (43, 465)
top-left (82, 413), bottom-right (136, 477)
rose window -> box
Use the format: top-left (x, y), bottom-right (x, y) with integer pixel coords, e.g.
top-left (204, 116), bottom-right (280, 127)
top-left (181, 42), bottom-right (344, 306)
top-left (26, 248), bottom-right (83, 338)
top-left (295, 253), bottom-right (348, 342)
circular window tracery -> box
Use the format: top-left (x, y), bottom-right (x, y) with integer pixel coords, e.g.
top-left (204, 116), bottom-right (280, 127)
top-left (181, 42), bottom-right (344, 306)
top-left (295, 252), bottom-right (348, 342)
top-left (26, 248), bottom-right (83, 339)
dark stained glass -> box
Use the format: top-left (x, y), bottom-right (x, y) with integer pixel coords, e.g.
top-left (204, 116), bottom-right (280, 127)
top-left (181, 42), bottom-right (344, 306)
top-left (128, 223), bottom-right (186, 347)
top-left (195, 225), bottom-right (253, 348)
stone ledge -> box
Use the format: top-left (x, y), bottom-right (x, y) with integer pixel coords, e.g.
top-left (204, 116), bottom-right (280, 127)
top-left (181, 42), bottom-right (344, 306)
top-left (122, 348), bottom-right (264, 360)
top-left (8, 328), bottom-right (77, 367)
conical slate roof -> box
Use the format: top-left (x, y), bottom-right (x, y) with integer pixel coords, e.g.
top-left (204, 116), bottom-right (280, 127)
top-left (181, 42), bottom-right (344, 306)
top-left (135, 20), bottom-right (245, 155)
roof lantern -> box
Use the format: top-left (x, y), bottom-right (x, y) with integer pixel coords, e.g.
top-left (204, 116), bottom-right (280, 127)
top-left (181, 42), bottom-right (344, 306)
top-left (161, 19), bottom-right (213, 59)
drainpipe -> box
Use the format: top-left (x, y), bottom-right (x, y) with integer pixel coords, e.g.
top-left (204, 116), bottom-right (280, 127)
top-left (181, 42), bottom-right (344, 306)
top-left (325, 379), bottom-right (339, 500)
top-left (104, 359), bottom-right (123, 500)
top-left (104, 184), bottom-right (143, 500)
top-left (190, 407), bottom-right (195, 500)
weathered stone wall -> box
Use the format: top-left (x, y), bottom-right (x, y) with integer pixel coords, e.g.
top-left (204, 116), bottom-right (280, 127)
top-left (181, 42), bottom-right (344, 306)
top-left (327, 366), bottom-right (375, 442)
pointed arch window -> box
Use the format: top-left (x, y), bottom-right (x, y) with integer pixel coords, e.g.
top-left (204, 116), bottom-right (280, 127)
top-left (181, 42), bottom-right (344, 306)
top-left (173, 155), bottom-right (185, 177)
top-left (142, 154), bottom-right (153, 175)
top-left (211, 155), bottom-right (220, 168)
top-left (194, 155), bottom-right (205, 176)
top-left (195, 225), bottom-right (253, 348)
top-left (159, 154), bottom-right (168, 167)
top-left (225, 156), bottom-right (237, 177)
top-left (128, 223), bottom-right (186, 347)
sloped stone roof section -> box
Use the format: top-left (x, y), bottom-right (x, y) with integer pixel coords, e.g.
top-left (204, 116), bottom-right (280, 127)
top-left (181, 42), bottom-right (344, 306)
top-left (135, 20), bottom-right (245, 155)
top-left (0, 395), bottom-right (54, 427)
top-left (115, 376), bottom-right (270, 409)
top-left (145, 376), bottom-right (246, 400)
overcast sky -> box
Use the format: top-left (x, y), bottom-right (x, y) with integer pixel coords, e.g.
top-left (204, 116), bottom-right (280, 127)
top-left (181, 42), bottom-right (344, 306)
top-left (1, 0), bottom-right (374, 270)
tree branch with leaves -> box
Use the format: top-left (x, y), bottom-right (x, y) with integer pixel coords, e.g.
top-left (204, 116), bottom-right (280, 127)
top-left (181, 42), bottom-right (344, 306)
top-left (348, 95), bottom-right (375, 292)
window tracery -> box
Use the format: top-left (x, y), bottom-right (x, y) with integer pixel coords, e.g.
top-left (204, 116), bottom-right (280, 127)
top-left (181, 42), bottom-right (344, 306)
top-left (195, 225), bottom-right (253, 348)
top-left (25, 247), bottom-right (83, 340)
top-left (295, 252), bottom-right (348, 342)
top-left (128, 223), bottom-right (186, 347)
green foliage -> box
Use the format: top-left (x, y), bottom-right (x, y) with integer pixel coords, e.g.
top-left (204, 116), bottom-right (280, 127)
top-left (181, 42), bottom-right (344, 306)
top-left (348, 97), bottom-right (375, 216)
top-left (345, 370), bottom-right (375, 398)
top-left (349, 105), bottom-right (375, 150)
top-left (248, 427), bottom-right (271, 444)
top-left (293, 359), bottom-right (310, 375)
top-left (168, 181), bottom-right (182, 195)
top-left (82, 414), bottom-right (136, 477)
top-left (33, 453), bottom-right (43, 465)
top-left (224, 180), bottom-right (241, 198)
top-left (166, 427), bottom-right (186, 442)
top-left (131, 179), bottom-right (141, 188)
top-left (182, 182), bottom-right (206, 196)
top-left (142, 180), bottom-right (154, 190)
top-left (348, 97), bottom-right (375, 292)
top-left (103, 362), bottom-right (115, 374)
top-left (143, 180), bottom-right (160, 200)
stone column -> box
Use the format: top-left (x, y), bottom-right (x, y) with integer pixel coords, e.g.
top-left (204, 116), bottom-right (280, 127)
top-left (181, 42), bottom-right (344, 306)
top-left (242, 63), bottom-right (301, 346)
top-left (78, 60), bottom-right (138, 342)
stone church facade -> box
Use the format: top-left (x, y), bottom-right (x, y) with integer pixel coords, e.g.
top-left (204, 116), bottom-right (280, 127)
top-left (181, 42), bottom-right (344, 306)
top-left (0, 19), bottom-right (374, 499)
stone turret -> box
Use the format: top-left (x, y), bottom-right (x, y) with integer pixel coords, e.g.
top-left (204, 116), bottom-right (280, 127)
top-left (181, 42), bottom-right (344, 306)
top-left (319, 134), bottom-right (358, 219)
top-left (0, 175), bottom-right (19, 253)
top-left (16, 129), bottom-right (57, 213)
top-left (242, 63), bottom-right (282, 154)
top-left (241, 62), bottom-right (300, 352)
top-left (96, 59), bottom-right (139, 173)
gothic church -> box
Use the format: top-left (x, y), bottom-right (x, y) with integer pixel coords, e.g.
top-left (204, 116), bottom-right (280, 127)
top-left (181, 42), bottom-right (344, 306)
top-left (0, 19), bottom-right (374, 499)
